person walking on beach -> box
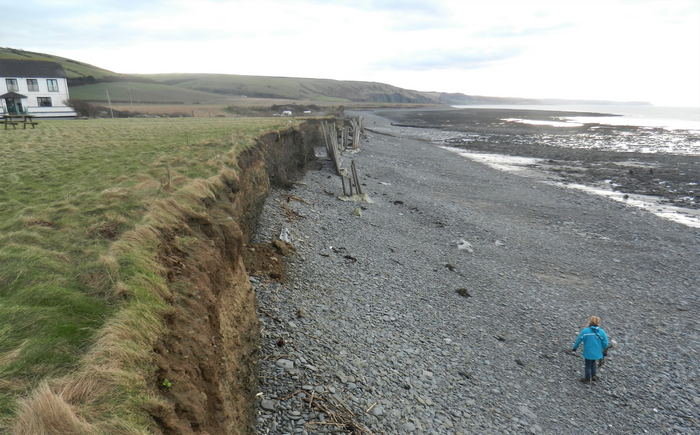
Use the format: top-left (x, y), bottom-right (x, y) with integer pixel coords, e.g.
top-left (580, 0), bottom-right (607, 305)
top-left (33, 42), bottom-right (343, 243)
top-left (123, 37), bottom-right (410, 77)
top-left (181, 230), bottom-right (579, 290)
top-left (572, 316), bottom-right (609, 383)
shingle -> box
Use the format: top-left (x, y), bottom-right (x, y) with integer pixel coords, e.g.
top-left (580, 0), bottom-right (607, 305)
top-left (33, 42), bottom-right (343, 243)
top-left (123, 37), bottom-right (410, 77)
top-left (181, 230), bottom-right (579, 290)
top-left (0, 59), bottom-right (67, 78)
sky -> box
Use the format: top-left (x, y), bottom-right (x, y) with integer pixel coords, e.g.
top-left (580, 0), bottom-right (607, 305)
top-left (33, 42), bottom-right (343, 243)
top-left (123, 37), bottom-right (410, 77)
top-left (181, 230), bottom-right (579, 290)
top-left (2, 0), bottom-right (699, 107)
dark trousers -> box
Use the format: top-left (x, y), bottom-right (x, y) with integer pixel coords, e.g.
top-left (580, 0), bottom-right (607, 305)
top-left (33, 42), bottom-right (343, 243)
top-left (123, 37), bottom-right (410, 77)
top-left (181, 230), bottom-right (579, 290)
top-left (584, 359), bottom-right (597, 380)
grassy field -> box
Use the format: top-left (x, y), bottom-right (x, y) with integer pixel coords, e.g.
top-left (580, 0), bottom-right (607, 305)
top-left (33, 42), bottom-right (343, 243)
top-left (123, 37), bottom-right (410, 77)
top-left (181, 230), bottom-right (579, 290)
top-left (0, 116), bottom-right (302, 429)
top-left (136, 73), bottom-right (434, 103)
top-left (68, 81), bottom-right (237, 105)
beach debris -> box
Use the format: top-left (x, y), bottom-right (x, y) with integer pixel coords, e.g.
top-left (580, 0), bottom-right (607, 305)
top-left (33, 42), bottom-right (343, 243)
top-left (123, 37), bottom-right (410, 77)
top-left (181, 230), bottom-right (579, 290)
top-left (445, 263), bottom-right (456, 271)
top-left (352, 208), bottom-right (362, 217)
top-left (279, 227), bottom-right (291, 243)
top-left (379, 181), bottom-right (391, 185)
top-left (495, 240), bottom-right (506, 246)
top-left (339, 193), bottom-right (373, 203)
top-left (282, 193), bottom-right (311, 205)
top-left (454, 239), bottom-right (474, 253)
top-left (280, 203), bottom-right (305, 221)
top-left (455, 288), bottom-right (471, 297)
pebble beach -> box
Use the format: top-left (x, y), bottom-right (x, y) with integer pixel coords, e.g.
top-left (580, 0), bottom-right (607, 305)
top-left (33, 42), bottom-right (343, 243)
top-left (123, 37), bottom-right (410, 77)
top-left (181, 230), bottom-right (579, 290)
top-left (251, 110), bottom-right (700, 434)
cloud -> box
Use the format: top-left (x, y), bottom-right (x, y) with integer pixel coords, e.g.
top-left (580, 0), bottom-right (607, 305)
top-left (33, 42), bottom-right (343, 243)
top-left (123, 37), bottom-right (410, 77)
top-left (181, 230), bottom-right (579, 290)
top-left (376, 46), bottom-right (525, 71)
top-left (2, 0), bottom-right (698, 106)
top-left (0, 0), bottom-right (180, 48)
top-left (475, 23), bottom-right (575, 38)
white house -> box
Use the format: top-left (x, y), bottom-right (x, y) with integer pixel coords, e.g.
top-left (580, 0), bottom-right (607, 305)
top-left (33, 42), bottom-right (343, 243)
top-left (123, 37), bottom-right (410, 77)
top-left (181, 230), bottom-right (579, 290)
top-left (0, 59), bottom-right (77, 118)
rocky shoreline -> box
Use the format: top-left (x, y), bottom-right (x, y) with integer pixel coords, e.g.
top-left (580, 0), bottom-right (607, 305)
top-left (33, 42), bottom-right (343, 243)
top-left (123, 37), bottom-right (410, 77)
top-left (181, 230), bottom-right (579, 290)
top-left (376, 108), bottom-right (700, 210)
top-left (250, 110), bottom-right (699, 434)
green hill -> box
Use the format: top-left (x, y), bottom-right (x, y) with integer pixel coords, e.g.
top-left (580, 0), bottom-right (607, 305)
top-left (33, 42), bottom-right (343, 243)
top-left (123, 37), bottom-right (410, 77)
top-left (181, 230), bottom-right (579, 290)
top-left (67, 81), bottom-right (234, 105)
top-left (2, 47), bottom-right (649, 107)
top-left (1, 48), bottom-right (438, 105)
top-left (137, 73), bottom-right (438, 104)
top-left (0, 47), bottom-right (121, 79)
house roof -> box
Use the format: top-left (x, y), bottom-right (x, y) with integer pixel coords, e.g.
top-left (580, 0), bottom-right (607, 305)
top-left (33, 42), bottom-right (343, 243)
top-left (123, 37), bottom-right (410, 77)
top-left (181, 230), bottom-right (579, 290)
top-left (0, 59), bottom-right (67, 79)
top-left (0, 91), bottom-right (28, 99)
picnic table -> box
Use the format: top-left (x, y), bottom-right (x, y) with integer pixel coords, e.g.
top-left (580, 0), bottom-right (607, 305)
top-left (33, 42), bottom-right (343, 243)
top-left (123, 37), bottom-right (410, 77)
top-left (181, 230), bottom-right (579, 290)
top-left (2, 114), bottom-right (39, 130)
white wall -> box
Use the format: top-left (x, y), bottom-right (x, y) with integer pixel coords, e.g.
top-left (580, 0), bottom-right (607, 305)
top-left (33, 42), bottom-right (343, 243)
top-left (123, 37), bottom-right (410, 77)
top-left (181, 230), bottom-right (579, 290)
top-left (1, 76), bottom-right (72, 112)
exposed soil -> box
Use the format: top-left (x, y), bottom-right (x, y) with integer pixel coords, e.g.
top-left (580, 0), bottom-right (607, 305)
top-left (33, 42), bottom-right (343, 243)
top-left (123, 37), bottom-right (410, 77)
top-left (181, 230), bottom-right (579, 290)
top-left (378, 108), bottom-right (700, 209)
top-left (146, 121), bottom-right (324, 434)
top-left (242, 240), bottom-right (296, 283)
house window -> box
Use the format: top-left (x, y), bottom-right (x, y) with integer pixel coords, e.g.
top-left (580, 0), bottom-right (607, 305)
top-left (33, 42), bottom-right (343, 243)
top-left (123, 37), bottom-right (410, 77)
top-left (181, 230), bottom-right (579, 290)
top-left (6, 78), bottom-right (19, 92)
top-left (37, 97), bottom-right (52, 107)
top-left (47, 79), bottom-right (59, 92)
top-left (27, 79), bottom-right (40, 92)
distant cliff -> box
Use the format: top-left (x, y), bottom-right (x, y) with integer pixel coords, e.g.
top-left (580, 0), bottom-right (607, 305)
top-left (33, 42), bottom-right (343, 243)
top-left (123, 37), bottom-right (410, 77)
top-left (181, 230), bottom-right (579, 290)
top-left (431, 92), bottom-right (651, 106)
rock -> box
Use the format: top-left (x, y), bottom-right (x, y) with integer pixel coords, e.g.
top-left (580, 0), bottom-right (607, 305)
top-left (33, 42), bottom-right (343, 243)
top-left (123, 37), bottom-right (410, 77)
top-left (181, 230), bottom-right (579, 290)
top-left (529, 424), bottom-right (542, 433)
top-left (456, 288), bottom-right (471, 297)
top-left (276, 359), bottom-right (294, 370)
top-left (261, 399), bottom-right (277, 411)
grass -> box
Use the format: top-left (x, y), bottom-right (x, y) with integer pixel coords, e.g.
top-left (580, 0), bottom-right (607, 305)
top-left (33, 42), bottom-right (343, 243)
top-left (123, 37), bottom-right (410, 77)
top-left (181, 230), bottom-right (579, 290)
top-left (0, 47), bottom-right (120, 79)
top-left (68, 81), bottom-right (236, 105)
top-left (135, 73), bottom-right (437, 103)
top-left (0, 116), bottom-right (302, 430)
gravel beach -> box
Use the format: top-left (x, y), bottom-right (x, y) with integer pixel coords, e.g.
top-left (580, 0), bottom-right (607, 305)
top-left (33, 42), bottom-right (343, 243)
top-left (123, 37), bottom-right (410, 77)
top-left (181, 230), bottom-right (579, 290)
top-left (251, 110), bottom-right (700, 434)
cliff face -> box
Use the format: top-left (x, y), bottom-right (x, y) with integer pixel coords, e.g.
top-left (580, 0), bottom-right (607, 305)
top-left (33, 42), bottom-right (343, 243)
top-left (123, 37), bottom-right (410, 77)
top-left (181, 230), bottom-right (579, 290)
top-left (147, 122), bottom-right (322, 434)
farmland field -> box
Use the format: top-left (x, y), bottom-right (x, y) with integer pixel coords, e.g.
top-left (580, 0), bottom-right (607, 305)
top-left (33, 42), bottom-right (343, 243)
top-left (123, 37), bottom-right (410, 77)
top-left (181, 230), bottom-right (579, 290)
top-left (0, 117), bottom-right (301, 426)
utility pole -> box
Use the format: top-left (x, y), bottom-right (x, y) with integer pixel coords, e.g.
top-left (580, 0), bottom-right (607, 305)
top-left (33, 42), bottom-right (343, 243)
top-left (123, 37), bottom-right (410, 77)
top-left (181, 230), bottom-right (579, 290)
top-left (106, 90), bottom-right (114, 118)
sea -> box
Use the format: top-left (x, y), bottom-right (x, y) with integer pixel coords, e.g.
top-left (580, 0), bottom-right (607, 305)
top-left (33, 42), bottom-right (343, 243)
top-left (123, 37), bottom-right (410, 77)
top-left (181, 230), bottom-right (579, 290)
top-left (444, 105), bottom-right (700, 228)
top-left (452, 104), bottom-right (700, 156)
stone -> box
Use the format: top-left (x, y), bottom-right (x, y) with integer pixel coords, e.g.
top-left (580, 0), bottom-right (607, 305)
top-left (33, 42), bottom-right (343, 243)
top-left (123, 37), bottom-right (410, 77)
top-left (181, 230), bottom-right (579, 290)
top-left (529, 424), bottom-right (543, 434)
top-left (276, 359), bottom-right (294, 370)
top-left (261, 399), bottom-right (277, 411)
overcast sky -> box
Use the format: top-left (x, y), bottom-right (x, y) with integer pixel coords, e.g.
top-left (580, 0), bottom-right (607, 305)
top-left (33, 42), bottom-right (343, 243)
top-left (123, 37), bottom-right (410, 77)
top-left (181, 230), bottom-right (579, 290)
top-left (3, 0), bottom-right (699, 107)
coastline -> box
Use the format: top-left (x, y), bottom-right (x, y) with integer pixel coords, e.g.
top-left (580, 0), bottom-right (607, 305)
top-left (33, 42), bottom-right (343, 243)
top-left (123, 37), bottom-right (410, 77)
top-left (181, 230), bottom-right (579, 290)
top-left (252, 110), bottom-right (700, 434)
top-left (371, 107), bottom-right (700, 212)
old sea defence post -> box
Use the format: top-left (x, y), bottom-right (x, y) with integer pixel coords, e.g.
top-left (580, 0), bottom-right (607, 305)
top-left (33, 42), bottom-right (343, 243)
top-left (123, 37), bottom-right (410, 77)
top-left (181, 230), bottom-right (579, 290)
top-left (13, 120), bottom-right (326, 435)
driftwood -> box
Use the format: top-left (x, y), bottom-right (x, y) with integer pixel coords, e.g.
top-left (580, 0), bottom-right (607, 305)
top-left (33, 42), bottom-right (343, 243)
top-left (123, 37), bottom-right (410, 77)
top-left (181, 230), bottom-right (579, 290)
top-left (276, 388), bottom-right (375, 434)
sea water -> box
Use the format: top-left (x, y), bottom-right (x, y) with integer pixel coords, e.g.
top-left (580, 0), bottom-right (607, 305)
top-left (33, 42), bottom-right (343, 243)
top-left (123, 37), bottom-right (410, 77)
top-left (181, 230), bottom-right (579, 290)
top-left (452, 104), bottom-right (700, 156)
top-left (444, 105), bottom-right (700, 227)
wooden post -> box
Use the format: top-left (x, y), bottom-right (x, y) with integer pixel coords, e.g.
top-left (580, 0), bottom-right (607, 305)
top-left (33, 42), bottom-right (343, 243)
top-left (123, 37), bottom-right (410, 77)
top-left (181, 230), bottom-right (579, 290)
top-left (352, 118), bottom-right (360, 150)
top-left (351, 160), bottom-right (362, 195)
top-left (321, 121), bottom-right (331, 158)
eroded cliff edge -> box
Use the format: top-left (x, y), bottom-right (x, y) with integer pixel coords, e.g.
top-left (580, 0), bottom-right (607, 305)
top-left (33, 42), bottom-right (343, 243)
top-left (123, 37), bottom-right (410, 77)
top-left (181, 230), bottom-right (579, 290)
top-left (147, 121), bottom-right (324, 434)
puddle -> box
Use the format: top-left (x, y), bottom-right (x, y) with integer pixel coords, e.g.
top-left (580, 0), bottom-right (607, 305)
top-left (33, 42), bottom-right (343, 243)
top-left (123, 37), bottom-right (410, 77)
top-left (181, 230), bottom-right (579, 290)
top-left (442, 146), bottom-right (700, 228)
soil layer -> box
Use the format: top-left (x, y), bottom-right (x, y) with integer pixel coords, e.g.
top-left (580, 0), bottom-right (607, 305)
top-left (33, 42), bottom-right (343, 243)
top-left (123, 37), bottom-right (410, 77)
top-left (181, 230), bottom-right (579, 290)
top-left (148, 122), bottom-right (323, 434)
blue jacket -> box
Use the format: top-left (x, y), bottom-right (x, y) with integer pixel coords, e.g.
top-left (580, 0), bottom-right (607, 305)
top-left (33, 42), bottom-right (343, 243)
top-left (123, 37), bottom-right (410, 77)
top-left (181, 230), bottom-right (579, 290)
top-left (573, 326), bottom-right (609, 360)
